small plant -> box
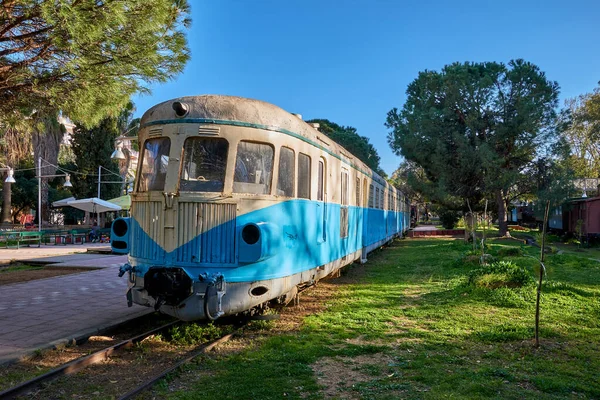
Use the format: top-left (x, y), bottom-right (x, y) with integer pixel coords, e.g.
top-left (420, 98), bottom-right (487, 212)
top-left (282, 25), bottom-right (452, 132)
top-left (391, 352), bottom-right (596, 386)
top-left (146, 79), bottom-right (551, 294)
top-left (168, 322), bottom-right (226, 346)
top-left (468, 261), bottom-right (534, 289)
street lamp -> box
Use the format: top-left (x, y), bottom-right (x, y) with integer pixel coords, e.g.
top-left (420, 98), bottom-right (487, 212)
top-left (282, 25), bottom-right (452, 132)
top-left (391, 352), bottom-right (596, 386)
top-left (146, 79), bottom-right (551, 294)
top-left (111, 135), bottom-right (138, 160)
top-left (4, 168), bottom-right (15, 183)
top-left (37, 157), bottom-right (73, 232)
top-left (111, 141), bottom-right (126, 160)
top-left (111, 135), bottom-right (138, 197)
top-left (0, 163), bottom-right (16, 183)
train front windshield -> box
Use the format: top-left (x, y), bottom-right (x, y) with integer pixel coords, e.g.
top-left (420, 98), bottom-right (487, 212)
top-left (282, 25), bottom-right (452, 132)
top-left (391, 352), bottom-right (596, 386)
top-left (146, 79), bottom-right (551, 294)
top-left (138, 137), bottom-right (171, 192)
top-left (180, 138), bottom-right (229, 192)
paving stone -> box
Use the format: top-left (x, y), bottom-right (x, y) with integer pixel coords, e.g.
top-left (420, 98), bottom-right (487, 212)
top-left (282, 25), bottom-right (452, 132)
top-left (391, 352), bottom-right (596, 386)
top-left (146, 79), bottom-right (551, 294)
top-left (0, 248), bottom-right (152, 365)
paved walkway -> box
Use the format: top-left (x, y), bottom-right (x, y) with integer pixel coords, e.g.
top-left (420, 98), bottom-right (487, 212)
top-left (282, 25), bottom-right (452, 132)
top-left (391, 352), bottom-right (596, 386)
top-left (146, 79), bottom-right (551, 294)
top-left (0, 245), bottom-right (152, 365)
top-left (412, 224), bottom-right (440, 231)
top-left (0, 242), bottom-right (108, 264)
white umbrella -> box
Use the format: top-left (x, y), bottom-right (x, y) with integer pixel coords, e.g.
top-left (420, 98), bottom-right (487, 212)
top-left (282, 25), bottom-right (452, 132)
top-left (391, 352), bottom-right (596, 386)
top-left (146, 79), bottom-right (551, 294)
top-left (67, 197), bottom-right (122, 213)
top-left (52, 196), bottom-right (76, 207)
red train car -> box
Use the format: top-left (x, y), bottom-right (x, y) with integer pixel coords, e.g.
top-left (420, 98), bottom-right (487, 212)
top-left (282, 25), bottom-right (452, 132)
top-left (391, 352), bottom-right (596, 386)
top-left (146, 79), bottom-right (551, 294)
top-left (564, 197), bottom-right (600, 236)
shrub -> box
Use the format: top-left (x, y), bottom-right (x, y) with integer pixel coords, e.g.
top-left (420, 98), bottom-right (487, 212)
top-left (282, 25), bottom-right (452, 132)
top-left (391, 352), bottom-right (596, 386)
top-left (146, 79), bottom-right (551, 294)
top-left (468, 261), bottom-right (534, 289)
top-left (439, 209), bottom-right (461, 229)
top-left (496, 247), bottom-right (523, 257)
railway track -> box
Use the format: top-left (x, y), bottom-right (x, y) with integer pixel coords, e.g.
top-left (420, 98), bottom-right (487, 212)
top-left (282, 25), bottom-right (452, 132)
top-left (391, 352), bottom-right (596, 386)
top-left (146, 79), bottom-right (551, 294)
top-left (0, 319), bottom-right (248, 399)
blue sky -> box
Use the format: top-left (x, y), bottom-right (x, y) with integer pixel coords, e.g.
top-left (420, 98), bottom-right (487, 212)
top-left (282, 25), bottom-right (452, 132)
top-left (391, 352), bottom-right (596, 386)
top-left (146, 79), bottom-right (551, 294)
top-left (133, 0), bottom-right (600, 176)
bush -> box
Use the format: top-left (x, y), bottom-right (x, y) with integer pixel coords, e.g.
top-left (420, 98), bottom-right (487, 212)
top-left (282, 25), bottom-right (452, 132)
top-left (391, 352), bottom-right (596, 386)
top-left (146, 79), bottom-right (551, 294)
top-left (496, 247), bottom-right (523, 257)
top-left (439, 209), bottom-right (460, 229)
top-left (468, 261), bottom-right (534, 289)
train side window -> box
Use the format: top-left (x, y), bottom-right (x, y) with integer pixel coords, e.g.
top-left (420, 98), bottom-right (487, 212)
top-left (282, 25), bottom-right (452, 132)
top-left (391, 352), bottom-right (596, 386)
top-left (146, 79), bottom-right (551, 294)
top-left (277, 147), bottom-right (295, 197)
top-left (369, 184), bottom-right (374, 208)
top-left (375, 188), bottom-right (379, 209)
top-left (317, 158), bottom-right (325, 201)
top-left (179, 138), bottom-right (228, 192)
top-left (341, 171), bottom-right (348, 206)
top-left (233, 141), bottom-right (274, 195)
top-left (340, 170), bottom-right (349, 238)
top-left (356, 177), bottom-right (360, 206)
top-left (138, 137), bottom-right (171, 192)
top-left (298, 153), bottom-right (311, 199)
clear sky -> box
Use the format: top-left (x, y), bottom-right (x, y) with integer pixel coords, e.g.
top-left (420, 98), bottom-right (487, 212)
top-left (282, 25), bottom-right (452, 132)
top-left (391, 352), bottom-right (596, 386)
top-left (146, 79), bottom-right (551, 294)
top-left (132, 0), bottom-right (600, 176)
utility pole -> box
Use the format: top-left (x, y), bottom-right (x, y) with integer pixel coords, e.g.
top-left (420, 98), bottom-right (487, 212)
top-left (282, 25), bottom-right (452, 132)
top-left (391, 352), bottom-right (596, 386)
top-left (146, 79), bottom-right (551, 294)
top-left (38, 156), bottom-right (42, 232)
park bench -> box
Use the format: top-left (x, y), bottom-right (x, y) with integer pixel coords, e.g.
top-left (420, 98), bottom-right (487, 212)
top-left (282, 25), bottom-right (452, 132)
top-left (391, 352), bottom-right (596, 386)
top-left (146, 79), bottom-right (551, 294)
top-left (0, 231), bottom-right (19, 248)
top-left (44, 229), bottom-right (71, 245)
top-left (0, 230), bottom-right (42, 249)
top-left (17, 231), bottom-right (42, 248)
top-left (70, 229), bottom-right (88, 244)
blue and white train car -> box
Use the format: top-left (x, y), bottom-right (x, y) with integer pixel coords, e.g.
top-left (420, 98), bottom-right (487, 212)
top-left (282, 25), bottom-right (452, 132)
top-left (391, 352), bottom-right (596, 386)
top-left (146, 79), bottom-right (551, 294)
top-left (116, 95), bottom-right (409, 321)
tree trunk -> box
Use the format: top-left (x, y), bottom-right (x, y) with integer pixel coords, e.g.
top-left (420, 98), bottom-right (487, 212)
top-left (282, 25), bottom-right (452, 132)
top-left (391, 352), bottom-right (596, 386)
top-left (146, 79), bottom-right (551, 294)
top-left (32, 115), bottom-right (65, 229)
top-left (1, 177), bottom-right (11, 225)
top-left (496, 189), bottom-right (509, 237)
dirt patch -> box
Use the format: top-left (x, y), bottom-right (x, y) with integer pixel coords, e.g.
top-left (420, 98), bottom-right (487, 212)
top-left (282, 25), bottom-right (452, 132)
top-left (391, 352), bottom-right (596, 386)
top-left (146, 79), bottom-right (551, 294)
top-left (312, 353), bottom-right (396, 399)
top-left (0, 266), bottom-right (94, 285)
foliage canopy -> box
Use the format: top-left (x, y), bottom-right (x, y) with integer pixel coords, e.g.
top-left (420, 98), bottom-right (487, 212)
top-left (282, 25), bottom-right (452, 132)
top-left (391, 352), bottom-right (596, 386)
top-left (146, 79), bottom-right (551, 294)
top-left (562, 85), bottom-right (600, 178)
top-left (306, 118), bottom-right (386, 177)
top-left (386, 60), bottom-right (560, 235)
top-left (0, 0), bottom-right (191, 127)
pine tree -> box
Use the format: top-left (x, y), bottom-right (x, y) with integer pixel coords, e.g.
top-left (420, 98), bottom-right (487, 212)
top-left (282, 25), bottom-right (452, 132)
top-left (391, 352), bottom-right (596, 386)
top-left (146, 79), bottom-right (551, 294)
top-left (387, 60), bottom-right (560, 236)
top-left (71, 117), bottom-right (121, 201)
top-left (0, 0), bottom-right (191, 127)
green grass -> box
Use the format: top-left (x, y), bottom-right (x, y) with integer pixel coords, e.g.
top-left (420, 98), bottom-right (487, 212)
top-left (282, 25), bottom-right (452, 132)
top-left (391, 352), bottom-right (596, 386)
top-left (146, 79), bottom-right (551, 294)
top-left (0, 264), bottom-right (42, 273)
top-left (162, 238), bottom-right (600, 399)
top-left (166, 322), bottom-right (232, 346)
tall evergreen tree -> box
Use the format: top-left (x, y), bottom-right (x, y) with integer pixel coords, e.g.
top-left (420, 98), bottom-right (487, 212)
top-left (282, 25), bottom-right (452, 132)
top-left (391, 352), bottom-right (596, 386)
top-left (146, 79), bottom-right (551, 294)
top-left (71, 117), bottom-right (121, 201)
top-left (387, 60), bottom-right (560, 236)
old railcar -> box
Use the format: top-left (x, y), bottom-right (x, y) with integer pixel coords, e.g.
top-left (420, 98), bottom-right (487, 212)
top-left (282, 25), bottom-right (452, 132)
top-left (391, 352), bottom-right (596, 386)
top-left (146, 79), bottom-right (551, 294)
top-left (115, 95), bottom-right (409, 321)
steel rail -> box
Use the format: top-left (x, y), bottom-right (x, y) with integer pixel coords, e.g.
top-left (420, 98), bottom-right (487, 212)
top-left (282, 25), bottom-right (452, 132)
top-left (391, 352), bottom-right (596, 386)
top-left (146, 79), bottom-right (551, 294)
top-left (0, 321), bottom-right (179, 400)
top-left (117, 324), bottom-right (245, 400)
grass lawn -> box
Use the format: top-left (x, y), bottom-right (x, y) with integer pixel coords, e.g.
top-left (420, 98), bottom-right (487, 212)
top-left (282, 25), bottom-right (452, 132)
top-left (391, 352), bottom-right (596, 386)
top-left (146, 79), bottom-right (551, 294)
top-left (160, 238), bottom-right (600, 399)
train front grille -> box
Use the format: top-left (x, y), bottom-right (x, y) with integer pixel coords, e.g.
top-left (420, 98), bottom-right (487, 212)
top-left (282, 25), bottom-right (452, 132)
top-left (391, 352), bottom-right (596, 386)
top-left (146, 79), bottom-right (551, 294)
top-left (176, 202), bottom-right (237, 264)
top-left (130, 201), bottom-right (164, 260)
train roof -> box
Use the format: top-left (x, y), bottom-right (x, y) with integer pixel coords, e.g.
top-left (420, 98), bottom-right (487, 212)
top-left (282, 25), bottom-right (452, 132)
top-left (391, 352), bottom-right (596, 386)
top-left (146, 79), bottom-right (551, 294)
top-left (140, 95), bottom-right (390, 187)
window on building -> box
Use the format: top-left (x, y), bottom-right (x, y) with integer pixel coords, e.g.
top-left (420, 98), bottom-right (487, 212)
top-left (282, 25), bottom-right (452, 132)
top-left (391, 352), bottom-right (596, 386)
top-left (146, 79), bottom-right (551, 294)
top-left (277, 147), bottom-right (295, 197)
top-left (179, 138), bottom-right (228, 192)
top-left (297, 153), bottom-right (311, 199)
top-left (138, 137), bottom-right (171, 192)
top-left (233, 141), bottom-right (274, 194)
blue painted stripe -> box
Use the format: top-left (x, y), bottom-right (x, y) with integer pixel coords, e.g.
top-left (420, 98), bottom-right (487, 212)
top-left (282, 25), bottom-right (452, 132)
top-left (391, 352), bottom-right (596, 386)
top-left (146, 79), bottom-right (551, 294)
top-left (129, 199), bottom-right (407, 283)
